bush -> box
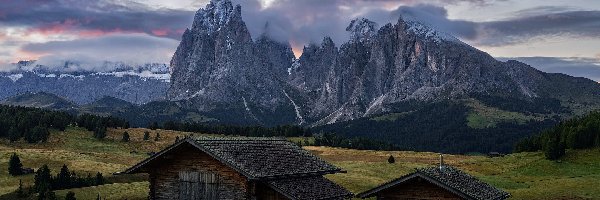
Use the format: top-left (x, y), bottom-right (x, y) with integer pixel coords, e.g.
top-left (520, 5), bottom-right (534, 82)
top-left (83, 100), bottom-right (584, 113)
top-left (388, 155), bottom-right (395, 164)
top-left (65, 191), bottom-right (76, 200)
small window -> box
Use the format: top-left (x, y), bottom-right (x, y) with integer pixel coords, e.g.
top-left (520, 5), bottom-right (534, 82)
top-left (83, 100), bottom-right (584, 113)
top-left (179, 171), bottom-right (220, 200)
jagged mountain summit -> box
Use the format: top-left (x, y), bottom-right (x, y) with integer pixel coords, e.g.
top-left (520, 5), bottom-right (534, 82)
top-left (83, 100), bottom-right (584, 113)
top-left (168, 0), bottom-right (298, 125)
top-left (168, 0), bottom-right (600, 127)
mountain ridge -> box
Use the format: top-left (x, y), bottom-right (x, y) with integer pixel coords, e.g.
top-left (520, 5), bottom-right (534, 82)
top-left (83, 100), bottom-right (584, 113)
top-left (167, 0), bottom-right (600, 127)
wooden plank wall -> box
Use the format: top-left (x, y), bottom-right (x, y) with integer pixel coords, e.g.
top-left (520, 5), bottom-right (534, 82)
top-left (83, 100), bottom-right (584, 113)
top-left (147, 144), bottom-right (249, 200)
top-left (377, 177), bottom-right (463, 200)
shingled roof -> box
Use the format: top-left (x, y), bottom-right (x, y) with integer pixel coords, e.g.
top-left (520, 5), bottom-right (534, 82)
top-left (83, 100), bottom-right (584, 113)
top-left (124, 137), bottom-right (342, 179)
top-left (357, 166), bottom-right (510, 200)
top-left (191, 137), bottom-right (342, 179)
top-left (267, 176), bottom-right (353, 200)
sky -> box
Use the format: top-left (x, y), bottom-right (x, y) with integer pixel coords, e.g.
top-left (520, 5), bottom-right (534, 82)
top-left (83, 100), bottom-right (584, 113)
top-left (0, 0), bottom-right (599, 81)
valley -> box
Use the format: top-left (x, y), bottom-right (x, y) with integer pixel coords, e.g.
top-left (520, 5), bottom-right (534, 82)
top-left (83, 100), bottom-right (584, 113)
top-left (1, 127), bottom-right (599, 200)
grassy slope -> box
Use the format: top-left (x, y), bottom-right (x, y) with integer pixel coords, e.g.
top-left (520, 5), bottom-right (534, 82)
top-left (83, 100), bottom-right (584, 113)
top-left (1, 128), bottom-right (599, 200)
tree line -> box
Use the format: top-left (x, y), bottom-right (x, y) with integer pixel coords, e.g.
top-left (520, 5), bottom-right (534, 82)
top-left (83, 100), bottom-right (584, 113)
top-left (152, 121), bottom-right (312, 137)
top-left (515, 111), bottom-right (600, 160)
top-left (0, 105), bottom-right (129, 142)
top-left (314, 132), bottom-right (400, 151)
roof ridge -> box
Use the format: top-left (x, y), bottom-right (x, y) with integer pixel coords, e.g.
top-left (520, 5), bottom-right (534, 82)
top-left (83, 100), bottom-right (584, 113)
top-left (193, 136), bottom-right (288, 141)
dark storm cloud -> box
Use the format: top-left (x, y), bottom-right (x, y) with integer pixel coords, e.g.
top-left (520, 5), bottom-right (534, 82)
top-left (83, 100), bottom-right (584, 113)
top-left (498, 57), bottom-right (600, 82)
top-left (0, 0), bottom-right (194, 39)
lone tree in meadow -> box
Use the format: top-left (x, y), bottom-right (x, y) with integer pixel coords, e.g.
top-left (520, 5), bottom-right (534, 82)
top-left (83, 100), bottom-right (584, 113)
top-left (388, 155), bottom-right (395, 164)
top-left (121, 131), bottom-right (130, 142)
top-left (8, 153), bottom-right (23, 176)
top-left (143, 131), bottom-right (150, 141)
top-left (154, 132), bottom-right (160, 141)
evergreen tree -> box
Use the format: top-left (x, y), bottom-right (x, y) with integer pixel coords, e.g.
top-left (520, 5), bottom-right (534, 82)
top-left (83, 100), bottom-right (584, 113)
top-left (34, 165), bottom-right (52, 193)
top-left (65, 191), bottom-right (76, 200)
top-left (93, 126), bottom-right (107, 139)
top-left (95, 172), bottom-right (104, 185)
top-left (121, 132), bottom-right (130, 142)
top-left (9, 153), bottom-right (23, 176)
top-left (154, 132), bottom-right (160, 141)
top-left (544, 134), bottom-right (565, 160)
top-left (8, 127), bottom-right (20, 142)
top-left (143, 131), bottom-right (150, 141)
top-left (57, 164), bottom-right (71, 189)
top-left (388, 155), bottom-right (396, 164)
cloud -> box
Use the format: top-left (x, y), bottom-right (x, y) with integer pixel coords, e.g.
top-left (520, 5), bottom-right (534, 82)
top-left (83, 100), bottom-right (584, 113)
top-left (478, 10), bottom-right (600, 46)
top-left (499, 57), bottom-right (600, 82)
top-left (0, 0), bottom-right (194, 39)
top-left (20, 33), bottom-right (179, 71)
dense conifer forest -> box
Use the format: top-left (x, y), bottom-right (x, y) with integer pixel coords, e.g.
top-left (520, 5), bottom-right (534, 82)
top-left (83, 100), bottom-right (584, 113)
top-left (515, 111), bottom-right (600, 159)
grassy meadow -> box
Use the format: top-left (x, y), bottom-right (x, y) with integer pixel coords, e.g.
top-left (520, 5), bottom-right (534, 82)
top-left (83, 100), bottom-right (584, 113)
top-left (1, 127), bottom-right (599, 199)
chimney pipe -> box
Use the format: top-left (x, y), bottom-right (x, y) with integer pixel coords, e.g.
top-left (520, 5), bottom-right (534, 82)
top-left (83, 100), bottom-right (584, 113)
top-left (439, 153), bottom-right (444, 170)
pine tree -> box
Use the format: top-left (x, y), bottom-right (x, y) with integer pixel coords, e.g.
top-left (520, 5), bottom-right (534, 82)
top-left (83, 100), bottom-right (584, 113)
top-left (154, 132), bottom-right (160, 141)
top-left (9, 153), bottom-right (23, 176)
top-left (93, 126), bottom-right (106, 139)
top-left (388, 155), bottom-right (395, 164)
top-left (143, 131), bottom-right (150, 141)
top-left (544, 134), bottom-right (565, 160)
top-left (121, 132), bottom-right (130, 142)
top-left (34, 165), bottom-right (52, 193)
top-left (65, 191), bottom-right (76, 200)
top-left (95, 172), bottom-right (104, 185)
top-left (57, 164), bottom-right (71, 189)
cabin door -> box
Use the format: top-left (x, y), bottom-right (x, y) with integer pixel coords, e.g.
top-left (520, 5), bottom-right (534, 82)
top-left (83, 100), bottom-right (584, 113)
top-left (179, 171), bottom-right (220, 200)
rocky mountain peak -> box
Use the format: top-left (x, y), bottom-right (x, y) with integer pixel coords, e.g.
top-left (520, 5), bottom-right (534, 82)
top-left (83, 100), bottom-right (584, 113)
top-left (346, 18), bottom-right (378, 42)
top-left (192, 0), bottom-right (242, 34)
top-left (396, 16), bottom-right (460, 43)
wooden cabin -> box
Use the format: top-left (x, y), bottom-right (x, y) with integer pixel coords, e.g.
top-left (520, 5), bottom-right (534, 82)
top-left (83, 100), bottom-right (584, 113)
top-left (123, 137), bottom-right (352, 200)
top-left (357, 165), bottom-right (510, 200)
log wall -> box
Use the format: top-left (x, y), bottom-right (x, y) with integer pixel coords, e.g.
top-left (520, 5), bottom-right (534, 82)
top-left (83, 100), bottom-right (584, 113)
top-left (376, 177), bottom-right (463, 200)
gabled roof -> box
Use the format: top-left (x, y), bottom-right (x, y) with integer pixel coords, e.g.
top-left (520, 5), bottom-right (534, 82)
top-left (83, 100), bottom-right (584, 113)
top-left (266, 176), bottom-right (353, 200)
top-left (357, 166), bottom-right (510, 200)
top-left (123, 137), bottom-right (342, 180)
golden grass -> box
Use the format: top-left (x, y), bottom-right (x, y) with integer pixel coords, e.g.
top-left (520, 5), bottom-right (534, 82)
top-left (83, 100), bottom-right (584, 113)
top-left (1, 128), bottom-right (600, 200)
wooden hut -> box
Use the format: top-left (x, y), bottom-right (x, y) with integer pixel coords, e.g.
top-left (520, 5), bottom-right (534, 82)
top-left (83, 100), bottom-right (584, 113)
top-left (123, 137), bottom-right (352, 200)
top-left (357, 156), bottom-right (510, 200)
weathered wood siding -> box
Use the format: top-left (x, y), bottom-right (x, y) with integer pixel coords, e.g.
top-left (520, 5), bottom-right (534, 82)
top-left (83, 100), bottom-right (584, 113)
top-left (143, 143), bottom-right (249, 200)
top-left (376, 177), bottom-right (463, 200)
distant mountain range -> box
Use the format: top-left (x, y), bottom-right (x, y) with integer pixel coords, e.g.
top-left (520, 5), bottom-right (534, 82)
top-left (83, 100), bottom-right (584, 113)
top-left (0, 61), bottom-right (169, 105)
top-left (2, 0), bottom-right (600, 153)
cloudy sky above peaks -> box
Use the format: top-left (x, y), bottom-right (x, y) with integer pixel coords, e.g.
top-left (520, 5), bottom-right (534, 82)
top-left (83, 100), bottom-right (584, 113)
top-left (0, 0), bottom-right (599, 81)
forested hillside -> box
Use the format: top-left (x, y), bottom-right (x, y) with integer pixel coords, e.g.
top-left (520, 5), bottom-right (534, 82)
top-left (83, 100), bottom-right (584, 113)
top-left (515, 111), bottom-right (600, 159)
